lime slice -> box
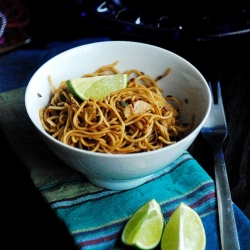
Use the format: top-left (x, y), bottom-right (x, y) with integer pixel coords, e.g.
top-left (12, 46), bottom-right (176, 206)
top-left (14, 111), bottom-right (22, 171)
top-left (161, 202), bottom-right (206, 250)
top-left (66, 74), bottom-right (128, 100)
top-left (121, 199), bottom-right (164, 250)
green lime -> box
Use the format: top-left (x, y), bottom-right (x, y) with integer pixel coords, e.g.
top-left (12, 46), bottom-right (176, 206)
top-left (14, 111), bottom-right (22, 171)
top-left (121, 199), bottom-right (164, 250)
top-left (66, 74), bottom-right (128, 100)
top-left (161, 202), bottom-right (206, 250)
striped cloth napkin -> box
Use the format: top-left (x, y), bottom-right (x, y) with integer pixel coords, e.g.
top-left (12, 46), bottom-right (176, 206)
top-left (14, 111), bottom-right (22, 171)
top-left (1, 38), bottom-right (250, 249)
top-left (46, 152), bottom-right (216, 249)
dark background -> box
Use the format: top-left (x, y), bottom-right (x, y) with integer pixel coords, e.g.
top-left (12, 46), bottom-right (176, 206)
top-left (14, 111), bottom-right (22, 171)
top-left (1, 0), bottom-right (250, 249)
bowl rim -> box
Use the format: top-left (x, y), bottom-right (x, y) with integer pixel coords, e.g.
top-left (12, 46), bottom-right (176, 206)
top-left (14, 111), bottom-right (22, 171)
top-left (25, 40), bottom-right (212, 158)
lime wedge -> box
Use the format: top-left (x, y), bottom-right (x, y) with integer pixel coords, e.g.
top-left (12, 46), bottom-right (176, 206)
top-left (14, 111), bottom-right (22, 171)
top-left (161, 202), bottom-right (206, 250)
top-left (121, 199), bottom-right (164, 249)
top-left (66, 74), bottom-right (128, 100)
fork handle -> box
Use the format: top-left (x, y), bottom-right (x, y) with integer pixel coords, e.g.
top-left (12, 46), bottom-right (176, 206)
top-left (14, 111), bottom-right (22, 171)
top-left (214, 147), bottom-right (241, 250)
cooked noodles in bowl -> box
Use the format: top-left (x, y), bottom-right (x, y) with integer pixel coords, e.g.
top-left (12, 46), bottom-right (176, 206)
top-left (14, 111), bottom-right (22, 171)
top-left (39, 61), bottom-right (194, 154)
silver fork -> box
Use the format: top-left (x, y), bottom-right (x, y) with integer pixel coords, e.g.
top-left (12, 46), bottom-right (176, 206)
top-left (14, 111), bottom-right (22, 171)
top-left (201, 81), bottom-right (240, 250)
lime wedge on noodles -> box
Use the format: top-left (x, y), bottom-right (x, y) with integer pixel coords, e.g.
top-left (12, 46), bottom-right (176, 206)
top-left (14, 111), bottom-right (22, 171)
top-left (66, 74), bottom-right (128, 101)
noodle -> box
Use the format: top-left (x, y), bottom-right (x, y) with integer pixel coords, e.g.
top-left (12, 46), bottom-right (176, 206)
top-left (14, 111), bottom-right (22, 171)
top-left (39, 61), bottom-right (194, 154)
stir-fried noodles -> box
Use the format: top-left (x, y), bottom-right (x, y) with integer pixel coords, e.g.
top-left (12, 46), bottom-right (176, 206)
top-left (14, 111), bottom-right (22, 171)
top-left (39, 61), bottom-right (194, 154)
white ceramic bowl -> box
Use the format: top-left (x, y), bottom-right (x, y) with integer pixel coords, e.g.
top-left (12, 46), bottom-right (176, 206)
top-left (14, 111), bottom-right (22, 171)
top-left (25, 41), bottom-right (211, 190)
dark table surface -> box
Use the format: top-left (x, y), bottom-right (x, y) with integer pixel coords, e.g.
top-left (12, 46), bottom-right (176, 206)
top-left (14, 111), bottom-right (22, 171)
top-left (1, 1), bottom-right (250, 249)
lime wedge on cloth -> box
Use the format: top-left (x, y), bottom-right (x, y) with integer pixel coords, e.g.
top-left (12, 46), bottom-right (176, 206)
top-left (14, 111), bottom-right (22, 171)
top-left (121, 199), bottom-right (164, 249)
top-left (161, 202), bottom-right (206, 250)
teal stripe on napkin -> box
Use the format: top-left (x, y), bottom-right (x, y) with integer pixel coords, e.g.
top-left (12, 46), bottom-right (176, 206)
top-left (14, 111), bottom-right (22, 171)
top-left (43, 152), bottom-right (216, 249)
